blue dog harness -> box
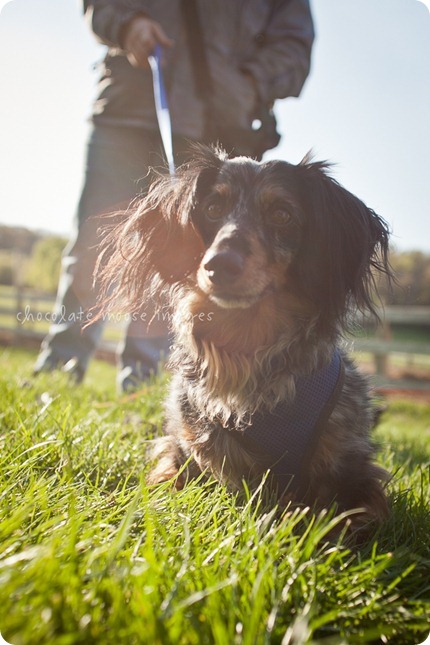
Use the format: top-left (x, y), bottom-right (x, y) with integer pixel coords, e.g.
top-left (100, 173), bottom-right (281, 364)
top-left (232, 350), bottom-right (345, 494)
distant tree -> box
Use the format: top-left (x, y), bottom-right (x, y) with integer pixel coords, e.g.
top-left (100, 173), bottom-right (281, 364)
top-left (378, 249), bottom-right (430, 306)
top-left (0, 251), bottom-right (14, 286)
top-left (24, 236), bottom-right (66, 293)
top-left (0, 225), bottom-right (40, 254)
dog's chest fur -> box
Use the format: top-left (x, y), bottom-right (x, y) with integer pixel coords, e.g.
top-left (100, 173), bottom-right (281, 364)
top-left (169, 288), bottom-right (334, 424)
top-left (164, 290), bottom-right (367, 501)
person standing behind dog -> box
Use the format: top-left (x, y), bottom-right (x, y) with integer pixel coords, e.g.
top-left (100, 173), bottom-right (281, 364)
top-left (34, 0), bottom-right (314, 391)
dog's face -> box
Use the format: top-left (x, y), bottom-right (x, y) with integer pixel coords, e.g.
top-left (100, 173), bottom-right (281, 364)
top-left (100, 146), bottom-right (391, 336)
top-left (192, 157), bottom-right (303, 309)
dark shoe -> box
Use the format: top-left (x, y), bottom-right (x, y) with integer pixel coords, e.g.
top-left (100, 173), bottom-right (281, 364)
top-left (119, 336), bottom-right (170, 393)
top-left (62, 358), bottom-right (85, 384)
top-left (33, 354), bottom-right (85, 385)
top-left (33, 354), bottom-right (62, 376)
top-left (117, 365), bottom-right (153, 393)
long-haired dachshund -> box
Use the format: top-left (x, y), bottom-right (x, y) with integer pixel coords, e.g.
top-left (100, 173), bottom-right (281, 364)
top-left (98, 146), bottom-right (392, 528)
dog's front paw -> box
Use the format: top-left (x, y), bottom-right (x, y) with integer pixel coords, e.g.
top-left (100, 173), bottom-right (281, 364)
top-left (147, 437), bottom-right (185, 489)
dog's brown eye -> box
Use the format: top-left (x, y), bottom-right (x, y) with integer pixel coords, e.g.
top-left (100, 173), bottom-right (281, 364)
top-left (206, 203), bottom-right (224, 221)
top-left (269, 209), bottom-right (291, 227)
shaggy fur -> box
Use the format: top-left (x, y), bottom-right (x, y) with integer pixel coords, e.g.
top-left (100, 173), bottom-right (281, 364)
top-left (97, 146), bottom-right (392, 528)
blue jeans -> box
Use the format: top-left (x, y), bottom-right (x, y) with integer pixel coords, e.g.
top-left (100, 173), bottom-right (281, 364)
top-left (36, 125), bottom-right (189, 382)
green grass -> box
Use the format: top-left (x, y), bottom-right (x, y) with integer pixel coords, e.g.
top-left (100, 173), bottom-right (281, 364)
top-left (0, 348), bottom-right (429, 645)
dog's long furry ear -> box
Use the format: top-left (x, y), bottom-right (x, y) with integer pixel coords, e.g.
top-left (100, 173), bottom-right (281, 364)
top-left (295, 158), bottom-right (391, 332)
top-left (95, 146), bottom-right (225, 313)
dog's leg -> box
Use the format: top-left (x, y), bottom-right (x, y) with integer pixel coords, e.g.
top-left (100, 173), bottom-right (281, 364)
top-left (343, 462), bottom-right (390, 527)
top-left (147, 429), bottom-right (204, 490)
top-left (147, 436), bottom-right (185, 488)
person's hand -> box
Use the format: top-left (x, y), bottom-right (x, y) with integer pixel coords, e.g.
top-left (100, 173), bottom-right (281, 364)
top-left (122, 15), bottom-right (173, 69)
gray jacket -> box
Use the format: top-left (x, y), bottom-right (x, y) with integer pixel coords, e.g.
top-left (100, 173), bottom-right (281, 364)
top-left (84, 0), bottom-right (314, 143)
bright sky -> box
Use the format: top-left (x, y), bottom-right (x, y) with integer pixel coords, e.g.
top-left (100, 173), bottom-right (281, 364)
top-left (0, 0), bottom-right (429, 252)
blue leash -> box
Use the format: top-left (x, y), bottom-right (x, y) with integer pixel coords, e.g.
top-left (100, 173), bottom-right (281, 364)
top-left (148, 44), bottom-right (175, 175)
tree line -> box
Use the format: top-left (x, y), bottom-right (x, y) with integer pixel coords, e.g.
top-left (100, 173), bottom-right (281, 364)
top-left (379, 250), bottom-right (430, 307)
top-left (0, 226), bottom-right (66, 293)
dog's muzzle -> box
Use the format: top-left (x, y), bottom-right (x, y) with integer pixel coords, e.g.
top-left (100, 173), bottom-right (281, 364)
top-left (197, 225), bottom-right (275, 308)
top-left (203, 249), bottom-right (245, 287)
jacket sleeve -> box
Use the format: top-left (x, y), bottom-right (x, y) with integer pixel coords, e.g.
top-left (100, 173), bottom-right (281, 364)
top-left (241, 0), bottom-right (315, 103)
top-left (82, 0), bottom-right (150, 48)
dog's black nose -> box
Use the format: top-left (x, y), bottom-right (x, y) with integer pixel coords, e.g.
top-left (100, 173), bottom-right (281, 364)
top-left (204, 250), bottom-right (245, 285)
